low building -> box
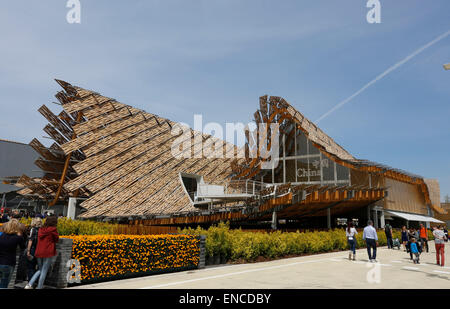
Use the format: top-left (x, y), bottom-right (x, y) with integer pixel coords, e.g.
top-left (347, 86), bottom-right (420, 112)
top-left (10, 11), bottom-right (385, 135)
top-left (0, 138), bottom-right (83, 217)
top-left (435, 203), bottom-right (450, 228)
top-left (0, 139), bottom-right (43, 214)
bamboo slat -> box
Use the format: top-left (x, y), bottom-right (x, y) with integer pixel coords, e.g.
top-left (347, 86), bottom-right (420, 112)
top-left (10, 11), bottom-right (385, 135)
top-left (103, 136), bottom-right (212, 216)
top-left (84, 129), bottom-right (198, 197)
top-left (154, 186), bottom-right (191, 215)
top-left (79, 151), bottom-right (175, 211)
top-left (89, 163), bottom-right (182, 216)
top-left (203, 160), bottom-right (231, 183)
top-left (138, 156), bottom-right (215, 214)
top-left (63, 93), bottom-right (112, 114)
top-left (44, 124), bottom-right (69, 146)
top-left (81, 115), bottom-right (167, 157)
top-left (73, 86), bottom-right (97, 98)
top-left (150, 160), bottom-right (223, 215)
top-left (60, 112), bottom-right (147, 153)
top-left (166, 159), bottom-right (231, 213)
top-left (82, 128), bottom-right (181, 193)
top-left (83, 152), bottom-right (179, 216)
top-left (17, 188), bottom-right (34, 196)
top-left (128, 167), bottom-right (195, 215)
top-left (39, 105), bottom-right (73, 140)
top-left (73, 106), bottom-right (142, 135)
top-left (16, 175), bottom-right (50, 196)
top-left (78, 130), bottom-right (201, 212)
top-left (82, 101), bottom-right (124, 120)
top-left (29, 138), bottom-right (60, 162)
top-left (72, 121), bottom-right (167, 174)
top-left (58, 110), bottom-right (77, 128)
top-left (65, 137), bottom-right (165, 192)
top-left (115, 143), bottom-right (232, 216)
top-left (34, 158), bottom-right (66, 174)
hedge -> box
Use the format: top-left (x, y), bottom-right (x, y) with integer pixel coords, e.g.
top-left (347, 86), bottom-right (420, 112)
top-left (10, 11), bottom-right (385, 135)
top-left (19, 217), bottom-right (117, 235)
top-left (178, 223), bottom-right (434, 263)
top-left (18, 217), bottom-right (177, 236)
top-left (63, 234), bottom-right (200, 284)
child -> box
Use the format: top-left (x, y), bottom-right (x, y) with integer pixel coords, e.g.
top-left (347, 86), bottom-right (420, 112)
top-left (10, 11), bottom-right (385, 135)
top-left (410, 238), bottom-right (420, 264)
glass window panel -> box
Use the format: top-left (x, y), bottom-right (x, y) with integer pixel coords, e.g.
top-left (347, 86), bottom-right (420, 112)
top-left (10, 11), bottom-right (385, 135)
top-left (308, 156), bottom-right (321, 182)
top-left (308, 140), bottom-right (320, 155)
top-left (273, 159), bottom-right (283, 183)
top-left (284, 135), bottom-right (296, 157)
top-left (262, 171), bottom-right (272, 184)
top-left (336, 163), bottom-right (350, 181)
top-left (322, 158), bottom-right (335, 181)
top-left (296, 158), bottom-right (309, 182)
top-left (295, 129), bottom-right (308, 156)
top-left (285, 159), bottom-right (296, 183)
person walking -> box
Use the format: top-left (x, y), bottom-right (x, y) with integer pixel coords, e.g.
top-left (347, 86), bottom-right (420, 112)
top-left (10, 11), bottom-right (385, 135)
top-left (384, 223), bottom-right (393, 249)
top-left (419, 224), bottom-right (429, 253)
top-left (432, 225), bottom-right (446, 267)
top-left (401, 226), bottom-right (408, 251)
top-left (409, 238), bottom-right (420, 264)
top-left (25, 217), bottom-right (42, 283)
top-left (346, 221), bottom-right (358, 261)
top-left (363, 220), bottom-right (378, 262)
top-left (25, 216), bottom-right (59, 289)
top-left (407, 228), bottom-right (421, 259)
top-left (443, 227), bottom-right (448, 242)
top-left (0, 219), bottom-right (25, 288)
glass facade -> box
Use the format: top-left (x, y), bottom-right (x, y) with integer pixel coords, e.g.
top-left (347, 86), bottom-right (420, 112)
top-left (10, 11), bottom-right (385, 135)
top-left (262, 126), bottom-right (351, 185)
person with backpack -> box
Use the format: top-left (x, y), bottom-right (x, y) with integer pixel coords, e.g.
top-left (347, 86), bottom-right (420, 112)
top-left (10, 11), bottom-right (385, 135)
top-left (384, 223), bottom-right (393, 249)
top-left (346, 221), bottom-right (358, 261)
top-left (25, 217), bottom-right (43, 283)
top-left (0, 219), bottom-right (25, 288)
top-left (25, 216), bottom-right (59, 289)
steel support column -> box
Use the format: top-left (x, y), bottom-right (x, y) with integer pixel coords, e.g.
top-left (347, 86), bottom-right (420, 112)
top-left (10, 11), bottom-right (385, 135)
top-left (327, 208), bottom-right (331, 229)
top-left (380, 210), bottom-right (385, 229)
top-left (271, 211), bottom-right (277, 230)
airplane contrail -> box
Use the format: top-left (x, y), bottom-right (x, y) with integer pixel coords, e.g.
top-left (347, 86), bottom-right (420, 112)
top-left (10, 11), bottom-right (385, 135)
top-left (316, 29), bottom-right (450, 123)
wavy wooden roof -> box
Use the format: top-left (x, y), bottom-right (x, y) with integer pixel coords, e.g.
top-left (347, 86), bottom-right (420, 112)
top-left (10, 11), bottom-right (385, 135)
top-left (49, 80), bottom-right (238, 218)
top-left (232, 95), bottom-right (446, 215)
top-left (16, 82), bottom-right (445, 217)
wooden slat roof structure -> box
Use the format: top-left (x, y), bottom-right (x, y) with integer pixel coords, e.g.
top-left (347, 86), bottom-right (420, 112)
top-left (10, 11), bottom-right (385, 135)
top-left (15, 81), bottom-right (445, 219)
top-left (232, 95), bottom-right (447, 215)
top-left (15, 90), bottom-right (87, 202)
top-left (39, 80), bottom-right (239, 218)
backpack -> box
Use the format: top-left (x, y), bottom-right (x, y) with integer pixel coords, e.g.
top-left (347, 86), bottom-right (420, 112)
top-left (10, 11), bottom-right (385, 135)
top-left (384, 224), bottom-right (392, 235)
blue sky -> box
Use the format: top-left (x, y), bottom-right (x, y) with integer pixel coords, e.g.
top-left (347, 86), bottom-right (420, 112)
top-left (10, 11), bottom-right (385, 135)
top-left (0, 1), bottom-right (449, 200)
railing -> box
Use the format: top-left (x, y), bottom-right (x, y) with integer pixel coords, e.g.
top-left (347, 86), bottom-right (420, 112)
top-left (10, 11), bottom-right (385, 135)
top-left (199, 179), bottom-right (271, 197)
top-left (225, 179), bottom-right (270, 196)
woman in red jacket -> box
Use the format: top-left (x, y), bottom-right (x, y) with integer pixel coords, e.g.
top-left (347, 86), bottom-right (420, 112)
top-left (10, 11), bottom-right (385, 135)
top-left (25, 216), bottom-right (59, 289)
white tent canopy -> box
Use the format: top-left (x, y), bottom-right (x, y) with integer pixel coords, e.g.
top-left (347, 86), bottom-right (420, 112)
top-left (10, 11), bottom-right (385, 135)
top-left (385, 210), bottom-right (444, 223)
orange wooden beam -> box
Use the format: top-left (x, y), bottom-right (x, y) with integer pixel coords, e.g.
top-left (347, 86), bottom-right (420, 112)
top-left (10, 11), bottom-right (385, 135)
top-left (48, 111), bottom-right (83, 206)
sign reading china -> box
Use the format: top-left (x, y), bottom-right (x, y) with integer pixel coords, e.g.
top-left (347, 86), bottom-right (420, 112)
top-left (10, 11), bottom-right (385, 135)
top-left (296, 158), bottom-right (329, 178)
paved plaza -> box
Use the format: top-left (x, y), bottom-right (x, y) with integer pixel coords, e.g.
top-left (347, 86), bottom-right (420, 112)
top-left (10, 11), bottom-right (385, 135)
top-left (72, 241), bottom-right (450, 289)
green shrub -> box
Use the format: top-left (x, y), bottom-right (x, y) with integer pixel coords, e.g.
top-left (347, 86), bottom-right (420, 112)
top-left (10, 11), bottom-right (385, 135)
top-left (179, 223), bottom-right (399, 263)
top-left (20, 217), bottom-right (116, 235)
